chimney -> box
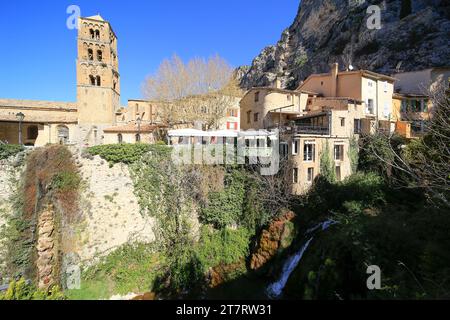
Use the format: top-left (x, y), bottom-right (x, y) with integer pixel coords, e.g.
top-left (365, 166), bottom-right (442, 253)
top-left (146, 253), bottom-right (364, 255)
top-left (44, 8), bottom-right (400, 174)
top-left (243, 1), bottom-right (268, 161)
top-left (331, 63), bottom-right (338, 97)
top-left (275, 77), bottom-right (282, 89)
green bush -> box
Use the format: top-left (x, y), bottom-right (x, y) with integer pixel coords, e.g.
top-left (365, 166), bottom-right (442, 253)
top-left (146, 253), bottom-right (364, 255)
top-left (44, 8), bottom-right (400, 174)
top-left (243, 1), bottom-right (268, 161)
top-left (195, 227), bottom-right (250, 272)
top-left (0, 278), bottom-right (65, 300)
top-left (68, 243), bottom-right (161, 300)
top-left (87, 143), bottom-right (170, 165)
top-left (52, 171), bottom-right (81, 191)
top-left (200, 170), bottom-right (246, 229)
top-left (0, 144), bottom-right (24, 160)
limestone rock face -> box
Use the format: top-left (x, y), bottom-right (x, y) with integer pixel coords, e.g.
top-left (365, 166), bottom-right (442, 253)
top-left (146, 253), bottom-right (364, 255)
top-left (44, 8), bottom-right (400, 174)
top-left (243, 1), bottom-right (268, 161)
top-left (36, 206), bottom-right (57, 290)
top-left (240, 0), bottom-right (450, 89)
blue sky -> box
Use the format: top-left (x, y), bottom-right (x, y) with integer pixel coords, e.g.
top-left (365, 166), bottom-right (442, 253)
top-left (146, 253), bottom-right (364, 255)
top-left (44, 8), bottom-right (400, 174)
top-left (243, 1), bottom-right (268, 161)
top-left (0, 0), bottom-right (300, 104)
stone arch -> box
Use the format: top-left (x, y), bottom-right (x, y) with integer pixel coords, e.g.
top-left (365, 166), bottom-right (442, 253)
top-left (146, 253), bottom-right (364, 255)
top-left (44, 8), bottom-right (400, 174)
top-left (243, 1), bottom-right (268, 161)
top-left (57, 125), bottom-right (69, 144)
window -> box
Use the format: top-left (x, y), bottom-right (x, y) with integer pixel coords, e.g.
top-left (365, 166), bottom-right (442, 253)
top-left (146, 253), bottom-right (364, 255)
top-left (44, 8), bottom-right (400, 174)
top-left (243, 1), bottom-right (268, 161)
top-left (335, 166), bottom-right (341, 181)
top-left (89, 29), bottom-right (95, 39)
top-left (88, 49), bottom-right (93, 61)
top-left (321, 81), bottom-right (324, 86)
top-left (97, 50), bottom-right (103, 61)
top-left (354, 119), bottom-right (362, 134)
top-left (334, 145), bottom-right (344, 161)
top-left (340, 118), bottom-right (345, 127)
top-left (400, 100), bottom-right (408, 112)
top-left (27, 126), bottom-right (38, 140)
top-left (367, 99), bottom-right (374, 114)
top-left (118, 133), bottom-right (123, 143)
top-left (89, 75), bottom-right (96, 86)
top-left (227, 122), bottom-right (237, 130)
top-left (280, 142), bottom-right (288, 158)
top-left (247, 111), bottom-right (251, 124)
top-left (307, 168), bottom-right (314, 183)
top-left (255, 92), bottom-right (260, 102)
top-left (57, 125), bottom-right (69, 144)
top-left (383, 81), bottom-right (388, 93)
top-left (368, 81), bottom-right (373, 88)
top-left (113, 81), bottom-right (117, 90)
top-left (422, 100), bottom-right (429, 112)
top-left (383, 101), bottom-right (390, 117)
top-left (95, 30), bottom-right (100, 40)
top-left (287, 95), bottom-right (291, 101)
top-left (254, 113), bottom-right (259, 122)
top-left (304, 142), bottom-right (315, 162)
top-left (293, 168), bottom-right (299, 184)
top-left (96, 76), bottom-right (101, 86)
top-left (292, 140), bottom-right (299, 155)
top-left (135, 134), bottom-right (141, 143)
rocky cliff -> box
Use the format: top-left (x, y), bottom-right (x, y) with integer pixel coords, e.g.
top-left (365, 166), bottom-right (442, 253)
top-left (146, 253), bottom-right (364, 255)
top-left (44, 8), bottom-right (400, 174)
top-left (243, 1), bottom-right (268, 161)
top-left (239, 0), bottom-right (450, 89)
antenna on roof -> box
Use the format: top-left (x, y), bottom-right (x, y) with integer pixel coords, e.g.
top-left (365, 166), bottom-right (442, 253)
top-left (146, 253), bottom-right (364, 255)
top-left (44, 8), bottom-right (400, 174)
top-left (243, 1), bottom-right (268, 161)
top-left (395, 61), bottom-right (403, 73)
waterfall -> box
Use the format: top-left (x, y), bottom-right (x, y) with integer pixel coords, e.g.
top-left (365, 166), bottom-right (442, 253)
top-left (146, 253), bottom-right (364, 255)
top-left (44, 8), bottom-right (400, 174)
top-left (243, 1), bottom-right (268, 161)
top-left (266, 220), bottom-right (337, 298)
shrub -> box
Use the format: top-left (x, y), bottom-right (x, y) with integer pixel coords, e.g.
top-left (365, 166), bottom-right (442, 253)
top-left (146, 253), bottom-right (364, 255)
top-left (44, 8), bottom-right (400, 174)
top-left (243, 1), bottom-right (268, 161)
top-left (319, 142), bottom-right (336, 183)
top-left (195, 227), bottom-right (251, 272)
top-left (68, 243), bottom-right (161, 300)
top-left (200, 170), bottom-right (246, 229)
top-left (52, 171), bottom-right (81, 192)
top-left (87, 143), bottom-right (170, 165)
top-left (0, 278), bottom-right (65, 300)
top-left (0, 144), bottom-right (24, 160)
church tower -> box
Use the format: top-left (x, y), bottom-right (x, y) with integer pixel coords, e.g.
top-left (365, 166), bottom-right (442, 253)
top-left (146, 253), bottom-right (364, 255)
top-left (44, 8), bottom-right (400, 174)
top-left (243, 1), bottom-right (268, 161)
top-left (76, 15), bottom-right (120, 126)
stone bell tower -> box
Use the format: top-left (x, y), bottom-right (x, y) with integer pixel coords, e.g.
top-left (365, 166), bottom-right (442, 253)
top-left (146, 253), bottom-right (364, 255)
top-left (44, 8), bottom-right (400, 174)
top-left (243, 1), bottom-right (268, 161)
top-left (76, 15), bottom-right (120, 126)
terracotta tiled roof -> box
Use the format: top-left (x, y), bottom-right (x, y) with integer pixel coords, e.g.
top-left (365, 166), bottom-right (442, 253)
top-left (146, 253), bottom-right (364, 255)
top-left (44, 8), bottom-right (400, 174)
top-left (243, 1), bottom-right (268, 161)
top-left (103, 122), bottom-right (163, 133)
top-left (0, 99), bottom-right (77, 110)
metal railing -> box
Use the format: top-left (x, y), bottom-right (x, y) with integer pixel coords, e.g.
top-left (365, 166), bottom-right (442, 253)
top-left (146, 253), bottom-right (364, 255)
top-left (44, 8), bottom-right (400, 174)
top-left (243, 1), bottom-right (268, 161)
top-left (294, 125), bottom-right (330, 135)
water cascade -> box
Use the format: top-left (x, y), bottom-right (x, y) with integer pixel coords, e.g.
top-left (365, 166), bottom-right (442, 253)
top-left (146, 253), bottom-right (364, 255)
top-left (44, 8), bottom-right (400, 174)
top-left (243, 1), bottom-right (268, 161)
top-left (266, 220), bottom-right (337, 298)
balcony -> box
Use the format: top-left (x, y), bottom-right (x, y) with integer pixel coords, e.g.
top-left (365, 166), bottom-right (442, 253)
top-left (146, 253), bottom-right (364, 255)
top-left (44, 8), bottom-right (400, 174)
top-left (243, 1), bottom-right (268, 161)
top-left (293, 125), bottom-right (330, 135)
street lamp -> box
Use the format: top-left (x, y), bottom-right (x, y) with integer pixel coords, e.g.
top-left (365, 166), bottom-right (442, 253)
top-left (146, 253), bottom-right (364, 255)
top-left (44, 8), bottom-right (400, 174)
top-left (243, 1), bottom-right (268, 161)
top-left (16, 112), bottom-right (25, 145)
top-left (136, 116), bottom-right (142, 143)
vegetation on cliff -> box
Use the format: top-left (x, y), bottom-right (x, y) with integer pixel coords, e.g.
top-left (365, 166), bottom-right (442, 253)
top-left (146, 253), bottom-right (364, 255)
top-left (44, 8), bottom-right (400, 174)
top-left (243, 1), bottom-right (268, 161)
top-left (283, 89), bottom-right (450, 299)
top-left (0, 144), bottom-right (24, 161)
top-left (0, 145), bottom-right (81, 297)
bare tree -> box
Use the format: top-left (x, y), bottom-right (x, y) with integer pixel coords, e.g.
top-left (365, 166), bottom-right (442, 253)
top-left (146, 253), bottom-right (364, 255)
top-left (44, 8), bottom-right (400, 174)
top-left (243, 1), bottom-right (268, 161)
top-left (143, 54), bottom-right (243, 129)
top-left (360, 83), bottom-right (450, 207)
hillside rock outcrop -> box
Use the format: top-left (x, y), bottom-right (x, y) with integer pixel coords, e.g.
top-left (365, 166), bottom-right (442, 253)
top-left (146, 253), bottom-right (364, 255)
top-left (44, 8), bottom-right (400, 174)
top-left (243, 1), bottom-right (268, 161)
top-left (240, 0), bottom-right (450, 89)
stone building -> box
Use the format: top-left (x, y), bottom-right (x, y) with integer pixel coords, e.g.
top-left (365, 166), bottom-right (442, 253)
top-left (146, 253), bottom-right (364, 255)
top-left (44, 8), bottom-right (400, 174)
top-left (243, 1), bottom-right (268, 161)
top-left (240, 63), bottom-right (396, 195)
top-left (0, 15), bottom-right (164, 147)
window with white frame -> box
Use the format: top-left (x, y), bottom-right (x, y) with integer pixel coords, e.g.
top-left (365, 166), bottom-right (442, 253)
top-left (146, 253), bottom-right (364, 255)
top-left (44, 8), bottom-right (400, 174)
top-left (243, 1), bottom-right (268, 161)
top-left (367, 99), bottom-right (374, 114)
top-left (334, 144), bottom-right (344, 161)
top-left (307, 168), bottom-right (314, 183)
top-left (383, 101), bottom-right (390, 118)
top-left (292, 139), bottom-right (299, 155)
top-left (280, 142), bottom-right (288, 158)
top-left (304, 141), bottom-right (315, 162)
top-left (293, 168), bottom-right (299, 184)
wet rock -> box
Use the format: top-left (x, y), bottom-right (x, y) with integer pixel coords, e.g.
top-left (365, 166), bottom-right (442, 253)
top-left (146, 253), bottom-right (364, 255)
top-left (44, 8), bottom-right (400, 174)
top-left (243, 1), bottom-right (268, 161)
top-left (250, 211), bottom-right (296, 271)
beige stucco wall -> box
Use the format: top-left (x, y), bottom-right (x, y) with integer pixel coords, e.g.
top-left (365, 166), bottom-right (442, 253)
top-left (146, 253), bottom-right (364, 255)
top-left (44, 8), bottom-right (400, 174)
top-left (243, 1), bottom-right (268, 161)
top-left (76, 17), bottom-right (120, 126)
top-left (288, 136), bottom-right (352, 195)
top-left (103, 132), bottom-right (155, 144)
top-left (240, 89), bottom-right (307, 131)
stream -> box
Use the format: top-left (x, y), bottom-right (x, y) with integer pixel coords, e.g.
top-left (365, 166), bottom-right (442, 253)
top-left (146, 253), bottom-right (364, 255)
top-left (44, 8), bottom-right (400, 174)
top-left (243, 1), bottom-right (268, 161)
top-left (266, 220), bottom-right (337, 299)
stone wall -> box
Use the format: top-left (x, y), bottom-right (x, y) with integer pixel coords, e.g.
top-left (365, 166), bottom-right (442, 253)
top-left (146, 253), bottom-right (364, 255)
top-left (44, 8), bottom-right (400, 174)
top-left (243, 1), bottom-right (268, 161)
top-left (66, 150), bottom-right (155, 266)
top-left (0, 155), bottom-right (24, 279)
